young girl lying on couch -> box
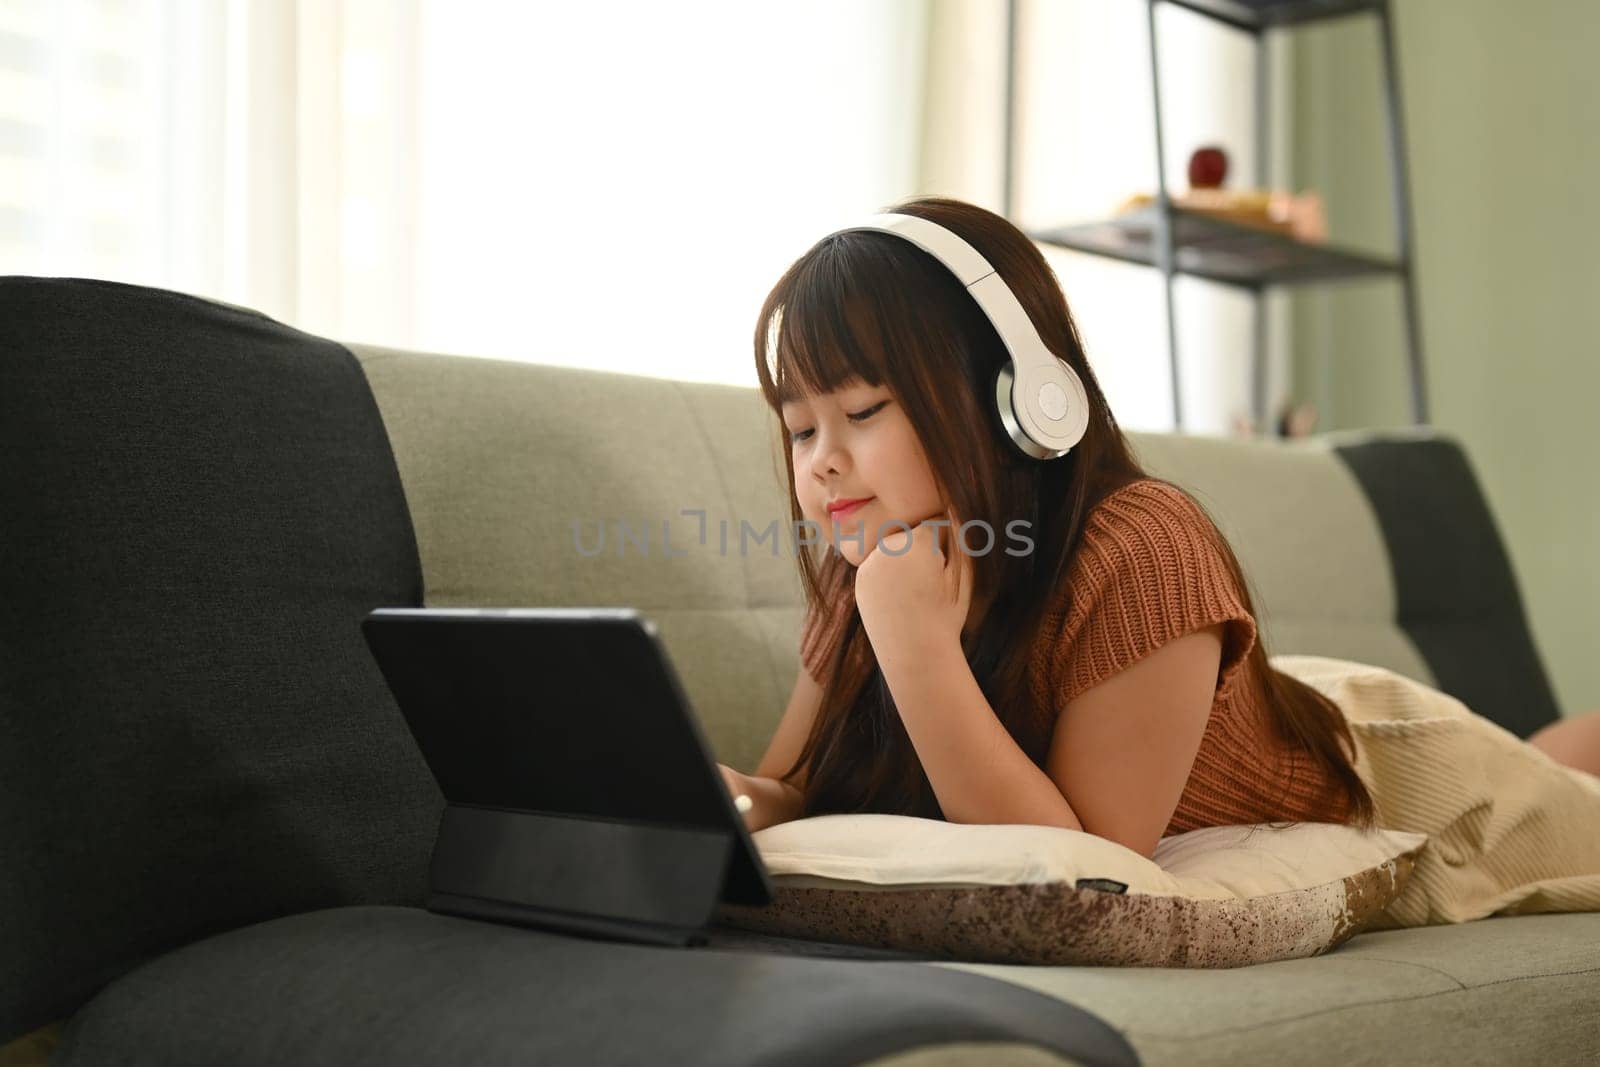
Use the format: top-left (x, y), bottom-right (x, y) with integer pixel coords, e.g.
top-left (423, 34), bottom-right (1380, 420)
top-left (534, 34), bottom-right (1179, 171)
top-left (716, 195), bottom-right (1600, 925)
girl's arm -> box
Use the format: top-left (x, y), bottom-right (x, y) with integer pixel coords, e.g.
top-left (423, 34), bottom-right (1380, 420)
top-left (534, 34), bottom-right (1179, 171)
top-left (754, 667), bottom-right (824, 784)
top-left (876, 622), bottom-right (1223, 861)
top-left (718, 665), bottom-right (824, 833)
top-left (873, 628), bottom-right (1086, 834)
top-left (719, 766), bottom-right (804, 833)
top-left (1043, 624), bottom-right (1222, 860)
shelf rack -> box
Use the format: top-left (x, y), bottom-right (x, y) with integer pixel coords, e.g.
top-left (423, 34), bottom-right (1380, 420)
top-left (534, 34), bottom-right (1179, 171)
top-left (1002, 0), bottom-right (1427, 431)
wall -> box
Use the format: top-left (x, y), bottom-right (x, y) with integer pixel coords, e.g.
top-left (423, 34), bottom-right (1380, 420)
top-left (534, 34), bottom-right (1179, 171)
top-left (1290, 0), bottom-right (1600, 716)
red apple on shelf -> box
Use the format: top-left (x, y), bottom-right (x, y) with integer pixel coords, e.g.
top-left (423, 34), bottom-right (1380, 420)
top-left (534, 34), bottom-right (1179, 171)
top-left (1188, 146), bottom-right (1229, 189)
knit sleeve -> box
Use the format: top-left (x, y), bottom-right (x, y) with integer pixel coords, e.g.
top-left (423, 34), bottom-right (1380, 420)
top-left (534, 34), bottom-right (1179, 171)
top-left (1054, 480), bottom-right (1258, 710)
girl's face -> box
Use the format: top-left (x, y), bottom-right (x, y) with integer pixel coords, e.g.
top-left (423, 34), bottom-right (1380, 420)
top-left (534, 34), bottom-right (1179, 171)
top-left (781, 375), bottom-right (945, 567)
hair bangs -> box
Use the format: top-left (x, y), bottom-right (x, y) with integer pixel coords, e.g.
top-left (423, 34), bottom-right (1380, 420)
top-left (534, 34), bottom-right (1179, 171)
top-left (759, 235), bottom-right (954, 411)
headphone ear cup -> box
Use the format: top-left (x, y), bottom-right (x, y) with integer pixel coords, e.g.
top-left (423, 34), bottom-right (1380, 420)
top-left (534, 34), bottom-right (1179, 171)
top-left (992, 360), bottom-right (1014, 425)
top-left (992, 361), bottom-right (1030, 459)
top-left (993, 359), bottom-right (1088, 461)
top-left (991, 364), bottom-right (1033, 468)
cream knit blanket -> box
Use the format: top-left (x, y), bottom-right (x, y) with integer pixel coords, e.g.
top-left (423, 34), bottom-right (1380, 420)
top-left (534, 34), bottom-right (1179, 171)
top-left (1271, 654), bottom-right (1600, 928)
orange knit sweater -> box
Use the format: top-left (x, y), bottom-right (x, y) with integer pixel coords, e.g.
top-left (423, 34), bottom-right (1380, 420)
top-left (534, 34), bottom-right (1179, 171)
top-left (799, 477), bottom-right (1353, 837)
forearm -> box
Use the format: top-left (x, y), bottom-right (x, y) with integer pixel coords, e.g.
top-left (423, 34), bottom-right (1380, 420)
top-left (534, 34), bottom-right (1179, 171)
top-left (876, 631), bottom-right (1084, 831)
top-left (740, 773), bottom-right (805, 832)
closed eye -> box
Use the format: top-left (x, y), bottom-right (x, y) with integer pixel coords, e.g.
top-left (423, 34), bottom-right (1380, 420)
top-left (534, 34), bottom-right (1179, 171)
top-left (788, 400), bottom-right (888, 444)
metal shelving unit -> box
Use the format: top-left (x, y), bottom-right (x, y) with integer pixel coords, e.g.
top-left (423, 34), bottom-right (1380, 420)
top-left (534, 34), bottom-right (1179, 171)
top-left (1002, 0), bottom-right (1428, 432)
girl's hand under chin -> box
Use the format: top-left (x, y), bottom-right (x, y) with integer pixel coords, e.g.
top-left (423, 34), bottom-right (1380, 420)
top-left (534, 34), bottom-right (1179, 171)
top-left (854, 508), bottom-right (973, 654)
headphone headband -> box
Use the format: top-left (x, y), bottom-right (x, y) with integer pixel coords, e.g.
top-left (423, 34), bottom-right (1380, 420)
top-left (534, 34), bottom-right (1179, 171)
top-left (831, 212), bottom-right (1089, 460)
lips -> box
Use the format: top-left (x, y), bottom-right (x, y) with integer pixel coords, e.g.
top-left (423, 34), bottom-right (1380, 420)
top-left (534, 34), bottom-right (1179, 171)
top-left (827, 496), bottom-right (873, 519)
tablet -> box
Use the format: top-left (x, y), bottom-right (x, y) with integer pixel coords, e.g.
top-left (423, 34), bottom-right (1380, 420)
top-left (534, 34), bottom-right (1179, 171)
top-left (361, 606), bottom-right (774, 946)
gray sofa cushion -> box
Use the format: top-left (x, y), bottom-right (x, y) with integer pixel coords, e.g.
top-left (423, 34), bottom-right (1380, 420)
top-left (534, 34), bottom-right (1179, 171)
top-left (1125, 429), bottom-right (1561, 738)
top-left (350, 344), bottom-right (1561, 775)
top-left (9, 280), bottom-right (1585, 1065)
top-left (937, 910), bottom-right (1600, 1066)
top-left (51, 906), bottom-right (1138, 1067)
top-left (349, 342), bottom-right (811, 776)
top-left (1331, 434), bottom-right (1561, 736)
top-left (0, 279), bottom-right (442, 1043)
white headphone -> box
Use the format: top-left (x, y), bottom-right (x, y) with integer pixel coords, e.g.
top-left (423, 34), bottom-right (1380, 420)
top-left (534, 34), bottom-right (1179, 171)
top-left (831, 212), bottom-right (1090, 461)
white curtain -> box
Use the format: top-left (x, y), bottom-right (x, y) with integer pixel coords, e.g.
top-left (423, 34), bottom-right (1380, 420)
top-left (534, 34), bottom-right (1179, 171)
top-left (409, 0), bottom-right (927, 385)
top-left (2, 0), bottom-right (1275, 427)
top-left (0, 0), bottom-right (926, 386)
top-left (0, 0), bottom-right (412, 336)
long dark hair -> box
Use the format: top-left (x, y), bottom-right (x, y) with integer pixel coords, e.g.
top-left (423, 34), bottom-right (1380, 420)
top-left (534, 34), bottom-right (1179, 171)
top-left (751, 195), bottom-right (1376, 832)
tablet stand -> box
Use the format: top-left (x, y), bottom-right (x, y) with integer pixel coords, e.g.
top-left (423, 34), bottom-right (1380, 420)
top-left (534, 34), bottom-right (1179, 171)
top-left (426, 804), bottom-right (737, 947)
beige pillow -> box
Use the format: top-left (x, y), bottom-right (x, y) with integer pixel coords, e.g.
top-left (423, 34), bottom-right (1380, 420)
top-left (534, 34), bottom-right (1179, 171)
top-left (714, 815), bottom-right (1428, 968)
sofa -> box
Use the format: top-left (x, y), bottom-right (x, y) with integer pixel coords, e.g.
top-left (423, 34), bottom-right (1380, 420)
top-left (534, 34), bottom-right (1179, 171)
top-left (3, 276), bottom-right (1596, 1066)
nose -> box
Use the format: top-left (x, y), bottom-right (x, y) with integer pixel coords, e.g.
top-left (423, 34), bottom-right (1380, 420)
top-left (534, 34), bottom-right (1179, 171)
top-left (809, 425), bottom-right (849, 482)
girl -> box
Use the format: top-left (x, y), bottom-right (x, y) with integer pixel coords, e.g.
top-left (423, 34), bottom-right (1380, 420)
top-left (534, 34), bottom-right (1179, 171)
top-left (717, 195), bottom-right (1600, 868)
